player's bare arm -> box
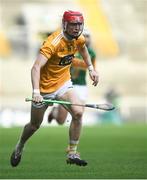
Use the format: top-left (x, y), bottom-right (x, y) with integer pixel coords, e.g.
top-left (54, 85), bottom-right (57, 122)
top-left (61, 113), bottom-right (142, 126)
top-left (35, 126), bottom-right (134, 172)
top-left (78, 45), bottom-right (99, 86)
top-left (31, 53), bottom-right (49, 102)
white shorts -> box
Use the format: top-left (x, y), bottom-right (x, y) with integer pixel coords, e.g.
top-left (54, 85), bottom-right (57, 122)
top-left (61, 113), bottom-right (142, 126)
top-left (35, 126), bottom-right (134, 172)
top-left (42, 80), bottom-right (73, 99)
top-left (73, 85), bottom-right (88, 102)
top-left (32, 80), bottom-right (73, 108)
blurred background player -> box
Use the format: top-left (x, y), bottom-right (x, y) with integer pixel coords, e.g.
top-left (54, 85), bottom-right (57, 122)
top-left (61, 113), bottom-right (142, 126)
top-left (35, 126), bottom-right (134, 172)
top-left (98, 87), bottom-right (122, 125)
top-left (48, 29), bottom-right (97, 125)
top-left (10, 10), bottom-right (99, 167)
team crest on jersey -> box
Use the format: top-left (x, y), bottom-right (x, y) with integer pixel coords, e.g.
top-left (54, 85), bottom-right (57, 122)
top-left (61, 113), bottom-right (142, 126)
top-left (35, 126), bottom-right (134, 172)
top-left (67, 45), bottom-right (73, 52)
top-left (58, 46), bottom-right (74, 52)
top-left (59, 54), bottom-right (74, 66)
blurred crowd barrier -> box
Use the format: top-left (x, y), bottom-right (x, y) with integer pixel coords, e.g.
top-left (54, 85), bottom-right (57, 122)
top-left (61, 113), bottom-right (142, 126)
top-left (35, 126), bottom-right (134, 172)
top-left (0, 0), bottom-right (146, 127)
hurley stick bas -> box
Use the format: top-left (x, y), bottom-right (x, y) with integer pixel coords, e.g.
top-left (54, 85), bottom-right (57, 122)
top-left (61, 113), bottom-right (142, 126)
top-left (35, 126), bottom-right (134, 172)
top-left (25, 98), bottom-right (115, 111)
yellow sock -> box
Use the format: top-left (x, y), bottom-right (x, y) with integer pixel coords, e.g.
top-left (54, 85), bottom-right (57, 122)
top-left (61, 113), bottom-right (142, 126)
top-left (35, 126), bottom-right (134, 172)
top-left (67, 140), bottom-right (79, 154)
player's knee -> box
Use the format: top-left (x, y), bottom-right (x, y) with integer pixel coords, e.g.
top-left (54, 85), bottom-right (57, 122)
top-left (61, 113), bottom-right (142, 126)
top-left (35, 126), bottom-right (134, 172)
top-left (73, 109), bottom-right (83, 120)
top-left (56, 117), bottom-right (66, 125)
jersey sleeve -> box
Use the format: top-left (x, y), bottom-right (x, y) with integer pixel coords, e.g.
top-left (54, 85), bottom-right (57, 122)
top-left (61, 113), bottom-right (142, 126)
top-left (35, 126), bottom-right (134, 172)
top-left (40, 37), bottom-right (55, 59)
top-left (72, 57), bottom-right (87, 69)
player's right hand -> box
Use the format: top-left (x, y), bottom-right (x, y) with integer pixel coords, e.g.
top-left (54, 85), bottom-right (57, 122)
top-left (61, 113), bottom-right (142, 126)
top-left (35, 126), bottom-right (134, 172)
top-left (89, 70), bottom-right (99, 86)
top-left (32, 92), bottom-right (43, 103)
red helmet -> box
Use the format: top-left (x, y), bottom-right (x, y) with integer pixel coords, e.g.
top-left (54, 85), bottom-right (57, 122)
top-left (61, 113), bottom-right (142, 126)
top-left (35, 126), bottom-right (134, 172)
top-left (63, 10), bottom-right (84, 24)
top-left (62, 10), bottom-right (84, 39)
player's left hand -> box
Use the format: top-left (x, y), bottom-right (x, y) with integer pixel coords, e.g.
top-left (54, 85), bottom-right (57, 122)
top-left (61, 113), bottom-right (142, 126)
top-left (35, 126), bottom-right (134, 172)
top-left (89, 70), bottom-right (99, 86)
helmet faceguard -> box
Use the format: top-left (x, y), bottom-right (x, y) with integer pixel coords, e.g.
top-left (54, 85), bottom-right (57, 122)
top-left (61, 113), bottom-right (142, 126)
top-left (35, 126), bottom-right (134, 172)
top-left (62, 11), bottom-right (84, 39)
top-left (83, 28), bottom-right (90, 37)
top-left (82, 28), bottom-right (91, 47)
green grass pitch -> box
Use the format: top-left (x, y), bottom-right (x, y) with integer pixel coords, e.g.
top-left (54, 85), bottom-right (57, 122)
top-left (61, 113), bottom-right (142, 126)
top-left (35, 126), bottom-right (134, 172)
top-left (0, 124), bottom-right (147, 179)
